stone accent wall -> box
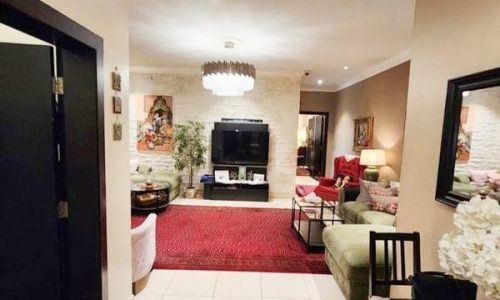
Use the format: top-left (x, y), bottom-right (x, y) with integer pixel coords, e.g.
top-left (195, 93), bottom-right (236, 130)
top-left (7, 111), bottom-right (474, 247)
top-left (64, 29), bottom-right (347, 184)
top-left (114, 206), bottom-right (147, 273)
top-left (455, 86), bottom-right (500, 173)
top-left (130, 72), bottom-right (301, 199)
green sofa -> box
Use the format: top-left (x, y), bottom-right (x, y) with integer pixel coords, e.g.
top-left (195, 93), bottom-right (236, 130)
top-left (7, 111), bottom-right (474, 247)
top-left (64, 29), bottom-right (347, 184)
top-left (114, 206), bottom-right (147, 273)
top-left (323, 224), bottom-right (395, 300)
top-left (130, 165), bottom-right (182, 201)
top-left (337, 188), bottom-right (396, 226)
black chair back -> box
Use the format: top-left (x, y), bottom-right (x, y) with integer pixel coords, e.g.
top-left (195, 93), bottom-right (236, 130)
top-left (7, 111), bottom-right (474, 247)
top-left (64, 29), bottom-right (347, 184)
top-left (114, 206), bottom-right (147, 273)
top-left (369, 231), bottom-right (421, 299)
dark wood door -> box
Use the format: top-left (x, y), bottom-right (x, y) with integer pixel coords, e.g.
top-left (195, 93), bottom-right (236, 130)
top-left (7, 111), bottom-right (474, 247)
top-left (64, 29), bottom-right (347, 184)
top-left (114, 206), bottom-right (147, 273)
top-left (58, 47), bottom-right (102, 300)
top-left (306, 115), bottom-right (326, 178)
top-left (0, 43), bottom-right (61, 299)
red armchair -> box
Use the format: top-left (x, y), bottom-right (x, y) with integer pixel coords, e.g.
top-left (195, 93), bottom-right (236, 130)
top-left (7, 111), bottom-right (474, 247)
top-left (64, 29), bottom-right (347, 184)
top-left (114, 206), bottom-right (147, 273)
top-left (314, 156), bottom-right (365, 201)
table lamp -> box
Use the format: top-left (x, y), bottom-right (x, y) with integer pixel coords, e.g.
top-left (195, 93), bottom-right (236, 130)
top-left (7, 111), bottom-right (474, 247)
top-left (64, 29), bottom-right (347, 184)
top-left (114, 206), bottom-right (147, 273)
top-left (359, 149), bottom-right (386, 182)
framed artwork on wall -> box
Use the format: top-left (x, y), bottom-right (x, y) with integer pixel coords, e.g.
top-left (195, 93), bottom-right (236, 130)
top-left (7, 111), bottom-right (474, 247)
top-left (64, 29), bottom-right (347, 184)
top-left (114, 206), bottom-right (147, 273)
top-left (136, 95), bottom-right (173, 152)
top-left (353, 116), bottom-right (374, 152)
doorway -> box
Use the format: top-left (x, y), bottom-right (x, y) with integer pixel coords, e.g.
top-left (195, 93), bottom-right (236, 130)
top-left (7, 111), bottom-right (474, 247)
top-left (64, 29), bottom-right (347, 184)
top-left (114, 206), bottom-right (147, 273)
top-left (0, 2), bottom-right (106, 299)
top-left (297, 111), bottom-right (328, 179)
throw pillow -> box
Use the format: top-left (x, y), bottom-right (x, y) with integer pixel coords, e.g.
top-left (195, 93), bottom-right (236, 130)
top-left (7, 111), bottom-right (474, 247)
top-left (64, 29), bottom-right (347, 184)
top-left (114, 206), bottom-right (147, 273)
top-left (389, 181), bottom-right (401, 196)
top-left (487, 172), bottom-right (500, 184)
top-left (356, 179), bottom-right (386, 203)
top-left (470, 170), bottom-right (496, 186)
top-left (369, 194), bottom-right (399, 215)
top-left (368, 185), bottom-right (394, 196)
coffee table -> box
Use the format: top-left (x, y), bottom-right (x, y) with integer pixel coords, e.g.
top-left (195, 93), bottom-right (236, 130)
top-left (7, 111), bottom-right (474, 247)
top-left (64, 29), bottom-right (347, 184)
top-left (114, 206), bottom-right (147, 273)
top-left (131, 183), bottom-right (170, 214)
top-left (291, 196), bottom-right (344, 251)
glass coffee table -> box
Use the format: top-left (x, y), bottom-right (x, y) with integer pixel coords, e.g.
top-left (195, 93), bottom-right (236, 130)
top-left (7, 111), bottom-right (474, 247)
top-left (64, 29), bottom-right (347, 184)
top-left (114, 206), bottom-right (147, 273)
top-left (131, 183), bottom-right (170, 214)
top-left (291, 196), bottom-right (344, 251)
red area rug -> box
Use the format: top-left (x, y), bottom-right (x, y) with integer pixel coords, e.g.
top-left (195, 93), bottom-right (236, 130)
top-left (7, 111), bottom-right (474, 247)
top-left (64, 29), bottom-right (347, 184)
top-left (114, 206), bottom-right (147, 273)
top-left (132, 205), bottom-right (329, 274)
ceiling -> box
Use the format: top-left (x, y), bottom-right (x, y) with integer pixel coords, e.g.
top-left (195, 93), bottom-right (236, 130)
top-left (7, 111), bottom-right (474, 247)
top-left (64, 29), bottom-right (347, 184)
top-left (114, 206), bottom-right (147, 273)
top-left (129, 0), bottom-right (415, 91)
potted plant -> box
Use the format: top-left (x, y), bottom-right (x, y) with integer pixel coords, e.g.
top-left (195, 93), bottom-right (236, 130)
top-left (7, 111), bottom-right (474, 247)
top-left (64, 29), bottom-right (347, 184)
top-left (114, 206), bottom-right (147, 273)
top-left (173, 121), bottom-right (207, 198)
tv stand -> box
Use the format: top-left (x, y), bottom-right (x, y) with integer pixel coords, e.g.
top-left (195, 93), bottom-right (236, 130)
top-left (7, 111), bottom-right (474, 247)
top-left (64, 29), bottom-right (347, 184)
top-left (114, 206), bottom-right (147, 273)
top-left (204, 165), bottom-right (269, 201)
top-left (203, 181), bottom-right (269, 202)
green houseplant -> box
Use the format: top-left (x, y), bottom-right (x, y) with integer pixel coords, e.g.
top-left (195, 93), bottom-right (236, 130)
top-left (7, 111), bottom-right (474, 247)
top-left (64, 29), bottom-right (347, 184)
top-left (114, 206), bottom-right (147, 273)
top-left (173, 121), bottom-right (207, 198)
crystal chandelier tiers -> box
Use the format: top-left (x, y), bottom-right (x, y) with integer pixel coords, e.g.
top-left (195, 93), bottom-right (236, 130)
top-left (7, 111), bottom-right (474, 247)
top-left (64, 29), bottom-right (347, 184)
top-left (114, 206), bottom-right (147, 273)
top-left (202, 61), bottom-right (256, 97)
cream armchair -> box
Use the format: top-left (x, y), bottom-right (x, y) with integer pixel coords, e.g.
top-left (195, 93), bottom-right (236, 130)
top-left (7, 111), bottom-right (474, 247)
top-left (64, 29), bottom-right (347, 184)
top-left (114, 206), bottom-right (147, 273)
top-left (131, 213), bottom-right (157, 290)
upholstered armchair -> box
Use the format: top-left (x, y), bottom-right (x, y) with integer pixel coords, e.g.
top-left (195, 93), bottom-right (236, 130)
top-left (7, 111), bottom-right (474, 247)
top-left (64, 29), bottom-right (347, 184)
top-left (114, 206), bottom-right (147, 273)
top-left (314, 155), bottom-right (365, 201)
top-left (131, 213), bottom-right (157, 293)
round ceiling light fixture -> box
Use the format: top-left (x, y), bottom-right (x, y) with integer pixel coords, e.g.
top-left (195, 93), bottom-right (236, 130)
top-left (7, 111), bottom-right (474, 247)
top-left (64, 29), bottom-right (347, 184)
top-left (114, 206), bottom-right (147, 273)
top-left (202, 61), bottom-right (256, 97)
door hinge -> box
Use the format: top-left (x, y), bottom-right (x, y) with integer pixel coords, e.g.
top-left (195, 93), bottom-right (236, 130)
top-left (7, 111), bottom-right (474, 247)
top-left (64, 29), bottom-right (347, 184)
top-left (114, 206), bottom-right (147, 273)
top-left (57, 201), bottom-right (69, 219)
top-left (52, 77), bottom-right (64, 95)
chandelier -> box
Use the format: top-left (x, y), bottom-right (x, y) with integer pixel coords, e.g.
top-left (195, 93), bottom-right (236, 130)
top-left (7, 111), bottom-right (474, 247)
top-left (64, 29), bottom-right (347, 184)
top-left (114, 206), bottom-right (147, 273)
top-left (202, 61), bottom-right (256, 96)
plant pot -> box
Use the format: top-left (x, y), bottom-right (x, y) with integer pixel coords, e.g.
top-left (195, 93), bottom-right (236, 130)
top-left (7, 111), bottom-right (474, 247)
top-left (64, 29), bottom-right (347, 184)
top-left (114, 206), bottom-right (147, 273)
top-left (185, 187), bottom-right (198, 199)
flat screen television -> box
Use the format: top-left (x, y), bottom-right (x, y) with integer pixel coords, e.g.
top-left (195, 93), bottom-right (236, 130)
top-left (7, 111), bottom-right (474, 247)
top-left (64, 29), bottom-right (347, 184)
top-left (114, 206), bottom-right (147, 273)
top-left (211, 129), bottom-right (269, 165)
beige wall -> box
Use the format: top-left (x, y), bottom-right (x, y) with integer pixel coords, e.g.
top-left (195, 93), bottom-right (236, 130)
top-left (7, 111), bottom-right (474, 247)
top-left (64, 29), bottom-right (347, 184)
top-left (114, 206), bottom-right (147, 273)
top-left (300, 91), bottom-right (336, 176)
top-left (398, 1), bottom-right (500, 299)
top-left (330, 62), bottom-right (410, 181)
top-left (41, 1), bottom-right (132, 299)
top-left (130, 73), bottom-right (301, 199)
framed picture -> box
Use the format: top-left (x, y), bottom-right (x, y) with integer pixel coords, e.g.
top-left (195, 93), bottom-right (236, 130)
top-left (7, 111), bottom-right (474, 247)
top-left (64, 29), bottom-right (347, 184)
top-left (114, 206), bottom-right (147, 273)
top-left (112, 69), bottom-right (121, 91)
top-left (353, 116), bottom-right (374, 152)
top-left (113, 96), bottom-right (122, 114)
top-left (113, 123), bottom-right (122, 141)
top-left (136, 95), bottom-right (173, 152)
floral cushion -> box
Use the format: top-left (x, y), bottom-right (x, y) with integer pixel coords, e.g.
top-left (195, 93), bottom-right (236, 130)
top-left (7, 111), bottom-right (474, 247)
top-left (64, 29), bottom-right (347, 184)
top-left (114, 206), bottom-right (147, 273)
top-left (368, 185), bottom-right (394, 196)
top-left (369, 194), bottom-right (398, 215)
top-left (469, 169), bottom-right (496, 186)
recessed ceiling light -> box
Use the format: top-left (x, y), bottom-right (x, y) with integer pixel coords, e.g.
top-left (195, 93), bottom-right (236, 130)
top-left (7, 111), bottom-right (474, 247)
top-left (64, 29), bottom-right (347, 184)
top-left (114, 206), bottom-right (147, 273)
top-left (317, 79), bottom-right (323, 85)
top-left (462, 91), bottom-right (471, 97)
top-left (343, 66), bottom-right (349, 70)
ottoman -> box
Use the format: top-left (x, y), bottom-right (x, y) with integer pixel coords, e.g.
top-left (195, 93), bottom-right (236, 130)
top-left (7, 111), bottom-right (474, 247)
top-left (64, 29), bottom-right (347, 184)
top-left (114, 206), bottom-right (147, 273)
top-left (322, 224), bottom-right (395, 300)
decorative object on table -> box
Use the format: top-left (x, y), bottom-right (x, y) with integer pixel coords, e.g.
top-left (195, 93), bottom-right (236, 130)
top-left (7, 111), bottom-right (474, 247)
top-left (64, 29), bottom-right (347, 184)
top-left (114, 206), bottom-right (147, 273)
top-left (246, 169), bottom-right (253, 181)
top-left (214, 170), bottom-right (229, 183)
top-left (238, 166), bottom-right (247, 180)
top-left (173, 121), bottom-right (207, 198)
top-left (438, 196), bottom-right (500, 299)
top-left (111, 67), bottom-right (121, 92)
top-left (353, 116), bottom-right (374, 151)
top-left (304, 192), bottom-right (322, 204)
top-left (112, 96), bottom-right (122, 114)
top-left (411, 271), bottom-right (478, 300)
top-left (137, 95), bottom-right (173, 152)
top-left (359, 149), bottom-right (386, 182)
top-left (113, 122), bottom-right (122, 141)
top-left (253, 173), bottom-right (265, 183)
top-left (201, 59), bottom-right (256, 96)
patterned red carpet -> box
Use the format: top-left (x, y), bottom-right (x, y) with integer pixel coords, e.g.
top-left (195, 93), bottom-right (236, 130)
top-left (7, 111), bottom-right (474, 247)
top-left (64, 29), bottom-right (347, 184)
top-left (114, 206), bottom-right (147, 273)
top-left (132, 205), bottom-right (329, 274)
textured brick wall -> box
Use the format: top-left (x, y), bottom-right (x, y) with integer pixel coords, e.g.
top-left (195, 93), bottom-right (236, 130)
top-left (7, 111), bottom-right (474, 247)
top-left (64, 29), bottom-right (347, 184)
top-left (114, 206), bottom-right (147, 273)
top-left (129, 72), bottom-right (301, 199)
top-left (455, 86), bottom-right (500, 173)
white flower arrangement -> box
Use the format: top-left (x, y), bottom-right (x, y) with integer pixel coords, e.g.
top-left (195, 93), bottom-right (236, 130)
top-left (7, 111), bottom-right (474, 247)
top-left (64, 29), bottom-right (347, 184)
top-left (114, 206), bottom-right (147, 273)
top-left (438, 196), bottom-right (500, 299)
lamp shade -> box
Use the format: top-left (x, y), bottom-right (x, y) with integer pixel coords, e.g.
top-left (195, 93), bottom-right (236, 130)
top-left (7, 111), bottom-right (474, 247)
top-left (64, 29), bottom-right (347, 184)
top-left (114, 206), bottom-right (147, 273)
top-left (360, 149), bottom-right (386, 166)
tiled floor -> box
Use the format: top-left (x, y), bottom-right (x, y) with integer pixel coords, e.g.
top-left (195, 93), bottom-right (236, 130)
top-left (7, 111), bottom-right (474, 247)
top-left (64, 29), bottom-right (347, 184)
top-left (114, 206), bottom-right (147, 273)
top-left (134, 269), bottom-right (345, 300)
top-left (295, 176), bottom-right (319, 186)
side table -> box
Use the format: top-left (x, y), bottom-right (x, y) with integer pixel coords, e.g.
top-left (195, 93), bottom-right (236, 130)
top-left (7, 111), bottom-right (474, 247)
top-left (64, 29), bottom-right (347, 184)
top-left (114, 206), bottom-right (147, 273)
top-left (291, 196), bottom-right (344, 251)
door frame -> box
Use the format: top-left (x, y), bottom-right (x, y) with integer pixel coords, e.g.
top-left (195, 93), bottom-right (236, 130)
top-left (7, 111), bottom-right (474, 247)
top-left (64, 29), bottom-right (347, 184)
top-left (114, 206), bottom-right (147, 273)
top-left (0, 1), bottom-right (107, 299)
top-left (299, 111), bottom-right (329, 177)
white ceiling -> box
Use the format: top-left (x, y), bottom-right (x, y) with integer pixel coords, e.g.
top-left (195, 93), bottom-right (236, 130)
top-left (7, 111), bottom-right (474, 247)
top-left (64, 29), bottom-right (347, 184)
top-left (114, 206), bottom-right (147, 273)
top-left (129, 0), bottom-right (415, 91)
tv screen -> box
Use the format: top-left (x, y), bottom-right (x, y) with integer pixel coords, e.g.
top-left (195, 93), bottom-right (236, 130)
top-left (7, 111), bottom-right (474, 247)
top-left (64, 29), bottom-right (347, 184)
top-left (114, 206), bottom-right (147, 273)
top-left (212, 129), bottom-right (269, 165)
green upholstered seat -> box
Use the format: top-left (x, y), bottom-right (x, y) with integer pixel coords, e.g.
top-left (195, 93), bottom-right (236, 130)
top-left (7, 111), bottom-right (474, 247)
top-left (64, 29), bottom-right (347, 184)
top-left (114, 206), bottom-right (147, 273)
top-left (341, 201), bottom-right (370, 224)
top-left (323, 224), bottom-right (395, 300)
top-left (357, 211), bottom-right (395, 226)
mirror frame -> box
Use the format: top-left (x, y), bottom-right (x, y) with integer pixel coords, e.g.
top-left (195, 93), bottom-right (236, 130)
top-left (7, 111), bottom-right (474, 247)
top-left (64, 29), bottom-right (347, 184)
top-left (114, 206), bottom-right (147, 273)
top-left (436, 67), bottom-right (500, 207)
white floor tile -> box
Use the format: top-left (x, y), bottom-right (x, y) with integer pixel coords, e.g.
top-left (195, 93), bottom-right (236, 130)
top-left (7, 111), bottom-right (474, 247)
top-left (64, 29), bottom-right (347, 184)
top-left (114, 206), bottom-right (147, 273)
top-left (163, 296), bottom-right (211, 300)
top-left (214, 271), bottom-right (262, 298)
top-left (164, 270), bottom-right (218, 297)
top-left (134, 294), bottom-right (163, 300)
top-left (138, 270), bottom-right (175, 295)
top-left (303, 274), bottom-right (345, 300)
top-left (213, 298), bottom-right (262, 300)
top-left (261, 273), bottom-right (310, 299)
top-left (295, 176), bottom-right (319, 186)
